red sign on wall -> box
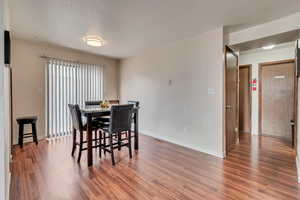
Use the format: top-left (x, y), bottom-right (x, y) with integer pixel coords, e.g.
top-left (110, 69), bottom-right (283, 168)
top-left (252, 79), bottom-right (257, 91)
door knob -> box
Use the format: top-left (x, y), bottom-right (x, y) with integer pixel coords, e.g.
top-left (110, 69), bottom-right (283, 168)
top-left (290, 120), bottom-right (295, 126)
top-left (226, 105), bottom-right (232, 109)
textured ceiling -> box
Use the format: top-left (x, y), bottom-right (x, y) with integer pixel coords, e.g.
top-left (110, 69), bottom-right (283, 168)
top-left (9, 0), bottom-right (300, 58)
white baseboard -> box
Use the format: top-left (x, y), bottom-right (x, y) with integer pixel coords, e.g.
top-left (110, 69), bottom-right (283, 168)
top-left (141, 130), bottom-right (224, 159)
top-left (296, 156), bottom-right (300, 183)
top-left (6, 172), bottom-right (10, 200)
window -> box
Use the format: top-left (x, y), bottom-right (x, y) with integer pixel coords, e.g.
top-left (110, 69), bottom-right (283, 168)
top-left (46, 59), bottom-right (103, 138)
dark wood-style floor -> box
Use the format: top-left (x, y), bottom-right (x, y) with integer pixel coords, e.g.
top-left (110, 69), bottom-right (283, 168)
top-left (10, 133), bottom-right (300, 200)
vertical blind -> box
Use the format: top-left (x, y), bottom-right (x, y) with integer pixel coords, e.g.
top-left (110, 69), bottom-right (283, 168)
top-left (46, 58), bottom-right (103, 138)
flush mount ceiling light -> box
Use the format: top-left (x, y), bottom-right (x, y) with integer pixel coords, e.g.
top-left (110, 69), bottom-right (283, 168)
top-left (83, 35), bottom-right (106, 47)
top-left (262, 45), bottom-right (275, 50)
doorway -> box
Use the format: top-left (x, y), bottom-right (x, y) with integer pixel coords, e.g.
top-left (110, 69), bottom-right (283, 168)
top-left (259, 59), bottom-right (296, 144)
top-left (239, 65), bottom-right (252, 134)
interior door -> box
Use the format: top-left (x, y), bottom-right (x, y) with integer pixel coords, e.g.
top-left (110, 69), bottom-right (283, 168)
top-left (239, 65), bottom-right (251, 134)
top-left (225, 46), bottom-right (239, 153)
top-left (294, 40), bottom-right (300, 149)
top-left (260, 60), bottom-right (295, 141)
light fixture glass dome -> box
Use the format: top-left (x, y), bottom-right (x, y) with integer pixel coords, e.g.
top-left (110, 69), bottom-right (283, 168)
top-left (83, 35), bottom-right (106, 47)
top-left (262, 45), bottom-right (275, 50)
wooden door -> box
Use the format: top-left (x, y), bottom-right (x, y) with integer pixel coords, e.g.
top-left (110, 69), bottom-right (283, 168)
top-left (239, 65), bottom-right (251, 134)
top-left (225, 46), bottom-right (239, 153)
top-left (259, 60), bottom-right (295, 141)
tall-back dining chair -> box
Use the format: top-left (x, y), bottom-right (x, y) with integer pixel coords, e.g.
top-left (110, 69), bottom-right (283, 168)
top-left (68, 104), bottom-right (101, 162)
top-left (128, 101), bottom-right (139, 131)
top-left (85, 101), bottom-right (102, 106)
top-left (85, 100), bottom-right (120, 106)
top-left (128, 101), bottom-right (139, 108)
top-left (100, 104), bottom-right (134, 165)
top-left (108, 100), bottom-right (120, 105)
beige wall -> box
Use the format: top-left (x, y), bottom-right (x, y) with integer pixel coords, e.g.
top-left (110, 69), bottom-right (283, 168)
top-left (11, 38), bottom-right (120, 144)
top-left (120, 28), bottom-right (225, 158)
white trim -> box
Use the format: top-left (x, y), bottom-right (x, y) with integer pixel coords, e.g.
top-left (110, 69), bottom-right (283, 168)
top-left (142, 130), bottom-right (224, 159)
top-left (296, 156), bottom-right (300, 183)
top-left (6, 172), bottom-right (10, 200)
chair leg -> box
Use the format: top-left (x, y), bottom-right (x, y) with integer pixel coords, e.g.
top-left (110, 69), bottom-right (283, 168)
top-left (94, 129), bottom-right (98, 147)
top-left (128, 131), bottom-right (132, 159)
top-left (71, 128), bottom-right (77, 156)
top-left (103, 132), bottom-right (106, 156)
top-left (77, 131), bottom-right (83, 163)
top-left (118, 132), bottom-right (121, 151)
top-left (109, 133), bottom-right (115, 165)
top-left (32, 122), bottom-right (38, 145)
top-left (18, 124), bottom-right (24, 148)
top-left (99, 130), bottom-right (102, 158)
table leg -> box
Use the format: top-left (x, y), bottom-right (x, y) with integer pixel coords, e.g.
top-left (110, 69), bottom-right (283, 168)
top-left (134, 110), bottom-right (139, 150)
top-left (87, 115), bottom-right (93, 166)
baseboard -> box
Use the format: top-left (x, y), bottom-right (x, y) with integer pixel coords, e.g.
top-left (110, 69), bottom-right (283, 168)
top-left (6, 172), bottom-right (10, 200)
top-left (141, 130), bottom-right (224, 159)
top-left (296, 156), bottom-right (300, 183)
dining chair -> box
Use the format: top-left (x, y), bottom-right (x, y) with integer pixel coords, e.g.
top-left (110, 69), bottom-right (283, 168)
top-left (127, 100), bottom-right (139, 134)
top-left (85, 100), bottom-right (102, 106)
top-left (128, 101), bottom-right (139, 108)
top-left (85, 100), bottom-right (120, 106)
top-left (100, 104), bottom-right (134, 165)
top-left (68, 104), bottom-right (101, 163)
top-left (108, 100), bottom-right (120, 105)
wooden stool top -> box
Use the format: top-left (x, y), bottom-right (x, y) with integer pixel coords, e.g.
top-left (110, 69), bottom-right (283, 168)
top-left (16, 116), bottom-right (38, 124)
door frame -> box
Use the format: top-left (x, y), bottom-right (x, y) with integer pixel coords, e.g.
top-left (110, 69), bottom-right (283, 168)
top-left (239, 64), bottom-right (252, 134)
top-left (258, 59), bottom-right (296, 143)
top-left (224, 46), bottom-right (239, 156)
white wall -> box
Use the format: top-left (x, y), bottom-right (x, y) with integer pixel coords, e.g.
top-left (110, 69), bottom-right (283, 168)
top-left (0, 0), bottom-right (5, 198)
top-left (120, 28), bottom-right (224, 158)
top-left (0, 0), bottom-right (11, 199)
top-left (239, 43), bottom-right (295, 135)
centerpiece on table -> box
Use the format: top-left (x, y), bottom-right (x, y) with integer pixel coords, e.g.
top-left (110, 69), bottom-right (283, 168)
top-left (100, 100), bottom-right (110, 109)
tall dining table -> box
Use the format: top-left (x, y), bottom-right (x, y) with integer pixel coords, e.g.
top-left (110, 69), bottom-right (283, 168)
top-left (81, 105), bottom-right (139, 166)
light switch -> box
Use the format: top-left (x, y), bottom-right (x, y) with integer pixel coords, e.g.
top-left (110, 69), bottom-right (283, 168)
top-left (207, 88), bottom-right (216, 95)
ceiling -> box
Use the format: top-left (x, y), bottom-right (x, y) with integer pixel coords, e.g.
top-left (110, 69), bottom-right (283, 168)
top-left (239, 41), bottom-right (295, 55)
top-left (231, 30), bottom-right (300, 52)
top-left (9, 0), bottom-right (300, 58)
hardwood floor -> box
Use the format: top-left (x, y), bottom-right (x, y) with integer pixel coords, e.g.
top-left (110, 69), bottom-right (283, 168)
top-left (10, 133), bottom-right (300, 200)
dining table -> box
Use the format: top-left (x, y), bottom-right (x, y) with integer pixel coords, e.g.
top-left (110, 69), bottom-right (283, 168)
top-left (81, 105), bottom-right (139, 166)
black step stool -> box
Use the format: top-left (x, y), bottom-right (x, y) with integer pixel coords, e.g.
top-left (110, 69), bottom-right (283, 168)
top-left (16, 116), bottom-right (38, 148)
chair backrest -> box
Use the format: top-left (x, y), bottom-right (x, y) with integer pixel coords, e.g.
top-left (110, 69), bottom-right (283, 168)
top-left (128, 101), bottom-right (140, 108)
top-left (109, 104), bottom-right (133, 133)
top-left (108, 100), bottom-right (120, 105)
top-left (85, 101), bottom-right (102, 106)
top-left (85, 100), bottom-right (119, 106)
top-left (68, 104), bottom-right (83, 130)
